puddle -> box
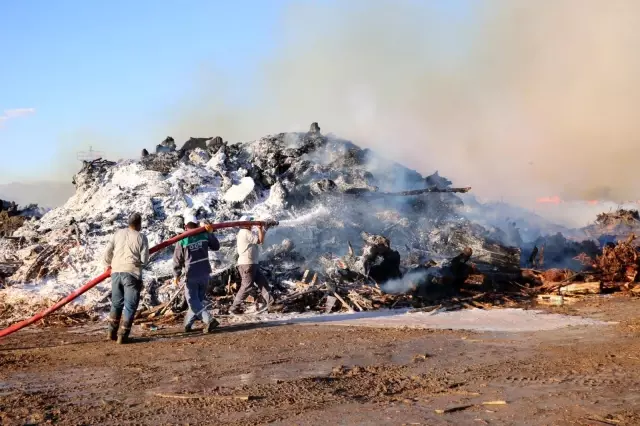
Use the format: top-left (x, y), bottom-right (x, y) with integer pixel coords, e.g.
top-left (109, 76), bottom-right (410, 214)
top-left (260, 308), bottom-right (612, 333)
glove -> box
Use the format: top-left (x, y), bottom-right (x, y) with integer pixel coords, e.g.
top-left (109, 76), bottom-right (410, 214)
top-left (204, 223), bottom-right (214, 233)
top-left (173, 277), bottom-right (180, 286)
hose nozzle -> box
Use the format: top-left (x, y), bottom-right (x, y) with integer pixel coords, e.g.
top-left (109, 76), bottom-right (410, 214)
top-left (264, 219), bottom-right (279, 228)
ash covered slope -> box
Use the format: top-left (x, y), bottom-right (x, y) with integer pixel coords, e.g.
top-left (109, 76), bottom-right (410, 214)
top-left (0, 124), bottom-right (518, 312)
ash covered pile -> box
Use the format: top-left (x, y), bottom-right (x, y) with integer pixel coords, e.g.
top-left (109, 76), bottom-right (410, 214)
top-left (0, 199), bottom-right (46, 237)
top-left (0, 200), bottom-right (47, 288)
top-left (0, 123), bottom-right (523, 322)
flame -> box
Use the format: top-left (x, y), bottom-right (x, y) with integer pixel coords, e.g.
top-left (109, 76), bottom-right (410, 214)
top-left (536, 197), bottom-right (604, 206)
top-left (536, 195), bottom-right (562, 205)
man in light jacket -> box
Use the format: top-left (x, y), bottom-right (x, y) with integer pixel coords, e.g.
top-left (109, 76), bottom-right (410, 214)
top-left (173, 216), bottom-right (220, 333)
top-left (230, 215), bottom-right (274, 314)
top-left (103, 213), bottom-right (150, 344)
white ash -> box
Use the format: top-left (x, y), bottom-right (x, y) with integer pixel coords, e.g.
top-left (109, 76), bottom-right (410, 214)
top-left (0, 128), bottom-right (520, 321)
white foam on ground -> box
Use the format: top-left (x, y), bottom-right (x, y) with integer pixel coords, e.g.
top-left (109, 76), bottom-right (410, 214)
top-left (235, 308), bottom-right (611, 332)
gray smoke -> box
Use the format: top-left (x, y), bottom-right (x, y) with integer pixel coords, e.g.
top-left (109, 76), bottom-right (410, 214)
top-left (381, 270), bottom-right (429, 295)
top-left (161, 0), bottom-right (640, 213)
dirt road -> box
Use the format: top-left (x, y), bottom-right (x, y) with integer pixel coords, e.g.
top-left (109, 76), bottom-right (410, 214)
top-left (2, 297), bottom-right (640, 425)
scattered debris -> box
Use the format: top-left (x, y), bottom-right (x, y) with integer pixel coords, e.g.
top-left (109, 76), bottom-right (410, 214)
top-left (435, 400), bottom-right (507, 414)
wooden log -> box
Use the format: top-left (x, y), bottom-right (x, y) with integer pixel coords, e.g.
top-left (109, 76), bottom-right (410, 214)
top-left (325, 295), bottom-right (337, 313)
top-left (559, 281), bottom-right (601, 295)
top-left (537, 295), bottom-right (564, 306)
top-left (333, 292), bottom-right (354, 313)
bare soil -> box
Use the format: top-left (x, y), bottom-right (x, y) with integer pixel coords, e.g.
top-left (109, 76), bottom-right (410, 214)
top-left (2, 297), bottom-right (640, 425)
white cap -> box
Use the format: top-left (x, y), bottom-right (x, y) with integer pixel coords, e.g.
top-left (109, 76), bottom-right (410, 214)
top-left (239, 215), bottom-right (254, 222)
top-left (184, 214), bottom-right (198, 225)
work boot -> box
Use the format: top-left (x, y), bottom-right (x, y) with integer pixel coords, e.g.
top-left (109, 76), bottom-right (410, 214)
top-left (184, 323), bottom-right (194, 333)
top-left (229, 307), bottom-right (244, 315)
top-left (203, 318), bottom-right (220, 334)
top-left (117, 322), bottom-right (132, 345)
top-left (107, 314), bottom-right (120, 341)
top-left (267, 304), bottom-right (284, 313)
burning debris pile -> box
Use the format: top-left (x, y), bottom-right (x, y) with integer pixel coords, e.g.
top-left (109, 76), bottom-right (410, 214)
top-left (0, 123), bottom-right (526, 324)
top-left (522, 233), bottom-right (600, 270)
top-left (529, 230), bottom-right (640, 306)
top-left (583, 209), bottom-right (640, 247)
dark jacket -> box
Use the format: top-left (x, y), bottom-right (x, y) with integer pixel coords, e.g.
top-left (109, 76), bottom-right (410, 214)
top-left (173, 233), bottom-right (220, 279)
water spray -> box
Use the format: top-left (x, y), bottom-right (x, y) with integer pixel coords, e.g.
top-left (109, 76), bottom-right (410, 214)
top-left (0, 220), bottom-right (275, 339)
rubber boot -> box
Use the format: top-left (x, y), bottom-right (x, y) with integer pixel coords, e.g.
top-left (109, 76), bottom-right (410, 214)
top-left (117, 321), bottom-right (132, 344)
top-left (203, 318), bottom-right (220, 334)
top-left (107, 314), bottom-right (120, 341)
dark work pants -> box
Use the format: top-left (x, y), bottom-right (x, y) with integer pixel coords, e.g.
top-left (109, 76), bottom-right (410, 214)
top-left (184, 275), bottom-right (213, 327)
top-left (110, 272), bottom-right (142, 325)
top-left (232, 264), bottom-right (273, 310)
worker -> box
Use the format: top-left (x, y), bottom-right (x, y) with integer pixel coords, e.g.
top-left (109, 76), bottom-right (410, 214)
top-left (103, 212), bottom-right (150, 344)
top-left (230, 215), bottom-right (275, 314)
top-left (172, 216), bottom-right (220, 333)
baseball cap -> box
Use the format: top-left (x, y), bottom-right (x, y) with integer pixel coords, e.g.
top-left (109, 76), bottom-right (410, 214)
top-left (184, 213), bottom-right (198, 225)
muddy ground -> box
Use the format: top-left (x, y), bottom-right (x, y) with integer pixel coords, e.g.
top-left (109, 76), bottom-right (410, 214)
top-left (2, 297), bottom-right (640, 425)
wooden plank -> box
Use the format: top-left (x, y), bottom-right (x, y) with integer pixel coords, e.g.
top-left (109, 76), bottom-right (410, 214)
top-left (559, 281), bottom-right (601, 295)
top-left (482, 400), bottom-right (507, 406)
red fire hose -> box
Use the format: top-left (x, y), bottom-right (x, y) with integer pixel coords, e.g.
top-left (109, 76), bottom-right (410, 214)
top-left (0, 220), bottom-right (271, 339)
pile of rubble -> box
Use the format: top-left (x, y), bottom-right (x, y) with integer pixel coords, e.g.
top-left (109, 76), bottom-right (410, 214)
top-left (583, 209), bottom-right (640, 247)
top-left (0, 123), bottom-right (530, 324)
top-left (5, 123), bottom-right (640, 326)
top-left (528, 231), bottom-right (640, 306)
top-left (0, 200), bottom-right (47, 288)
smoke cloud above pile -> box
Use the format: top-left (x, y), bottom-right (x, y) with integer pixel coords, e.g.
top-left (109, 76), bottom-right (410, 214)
top-left (165, 0), bottom-right (640, 210)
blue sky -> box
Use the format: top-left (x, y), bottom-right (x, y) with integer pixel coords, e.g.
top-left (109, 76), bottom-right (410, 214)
top-left (0, 0), bottom-right (472, 184)
top-left (0, 0), bottom-right (292, 182)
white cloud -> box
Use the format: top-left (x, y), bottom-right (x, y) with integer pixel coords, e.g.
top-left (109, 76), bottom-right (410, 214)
top-left (0, 108), bottom-right (36, 127)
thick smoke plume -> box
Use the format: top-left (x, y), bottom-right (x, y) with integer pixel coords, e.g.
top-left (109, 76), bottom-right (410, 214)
top-left (163, 0), bottom-right (640, 211)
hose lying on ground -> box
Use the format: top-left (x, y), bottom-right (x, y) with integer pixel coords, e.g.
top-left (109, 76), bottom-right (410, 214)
top-left (0, 220), bottom-right (275, 339)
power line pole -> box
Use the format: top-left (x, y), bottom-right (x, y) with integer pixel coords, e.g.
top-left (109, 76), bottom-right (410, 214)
top-left (76, 146), bottom-right (104, 162)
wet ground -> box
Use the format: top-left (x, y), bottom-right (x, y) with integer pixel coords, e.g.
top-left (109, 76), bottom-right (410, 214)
top-left (2, 296), bottom-right (640, 425)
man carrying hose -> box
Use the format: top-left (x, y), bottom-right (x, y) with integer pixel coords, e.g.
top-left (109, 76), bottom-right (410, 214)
top-left (103, 213), bottom-right (150, 344)
top-left (172, 215), bottom-right (220, 333)
top-left (230, 216), bottom-right (277, 314)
